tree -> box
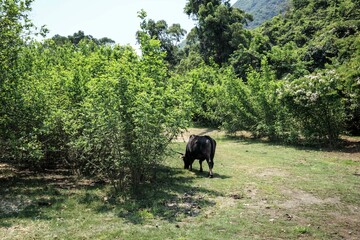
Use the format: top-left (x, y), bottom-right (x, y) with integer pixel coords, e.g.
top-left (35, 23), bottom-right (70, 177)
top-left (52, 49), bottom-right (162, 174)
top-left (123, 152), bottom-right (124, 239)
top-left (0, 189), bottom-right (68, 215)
top-left (185, 0), bottom-right (227, 19)
top-left (184, 0), bottom-right (253, 65)
top-left (52, 30), bottom-right (115, 46)
top-left (63, 29), bottom-right (192, 190)
top-left (278, 70), bottom-right (347, 146)
top-left (136, 9), bottom-right (187, 68)
top-left (0, 0), bottom-right (35, 161)
top-left (217, 58), bottom-right (281, 139)
top-left (229, 31), bottom-right (271, 80)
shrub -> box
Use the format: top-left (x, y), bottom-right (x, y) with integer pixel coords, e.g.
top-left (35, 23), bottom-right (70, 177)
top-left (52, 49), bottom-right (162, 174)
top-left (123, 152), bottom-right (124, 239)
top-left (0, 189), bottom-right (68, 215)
top-left (278, 70), bottom-right (346, 145)
top-left (218, 57), bottom-right (282, 139)
top-left (64, 36), bottom-right (191, 190)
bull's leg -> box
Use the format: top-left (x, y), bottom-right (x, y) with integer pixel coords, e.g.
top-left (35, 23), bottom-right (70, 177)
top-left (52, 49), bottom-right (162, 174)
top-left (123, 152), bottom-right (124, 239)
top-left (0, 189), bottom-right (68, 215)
top-left (199, 160), bottom-right (203, 172)
top-left (189, 159), bottom-right (194, 171)
top-left (207, 159), bottom-right (214, 178)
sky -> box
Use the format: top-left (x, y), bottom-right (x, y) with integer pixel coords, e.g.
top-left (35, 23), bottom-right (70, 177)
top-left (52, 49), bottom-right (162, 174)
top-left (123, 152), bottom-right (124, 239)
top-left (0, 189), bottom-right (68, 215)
top-left (30, 0), bottom-right (237, 49)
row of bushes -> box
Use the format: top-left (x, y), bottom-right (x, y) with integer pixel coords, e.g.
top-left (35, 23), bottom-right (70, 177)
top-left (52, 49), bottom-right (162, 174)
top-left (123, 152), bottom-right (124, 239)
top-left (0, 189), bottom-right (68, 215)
top-left (1, 36), bottom-right (192, 190)
top-left (183, 57), bottom-right (359, 146)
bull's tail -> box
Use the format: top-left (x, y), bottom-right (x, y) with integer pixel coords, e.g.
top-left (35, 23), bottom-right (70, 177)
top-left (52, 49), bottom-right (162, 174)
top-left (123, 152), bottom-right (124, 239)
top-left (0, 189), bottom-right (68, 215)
top-left (211, 138), bottom-right (216, 162)
top-left (208, 136), bottom-right (216, 178)
top-left (204, 135), bottom-right (216, 162)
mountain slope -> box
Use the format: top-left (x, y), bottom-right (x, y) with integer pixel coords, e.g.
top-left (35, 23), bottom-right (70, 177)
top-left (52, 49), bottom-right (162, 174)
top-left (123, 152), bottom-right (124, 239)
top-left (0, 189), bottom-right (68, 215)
top-left (233, 0), bottom-right (289, 28)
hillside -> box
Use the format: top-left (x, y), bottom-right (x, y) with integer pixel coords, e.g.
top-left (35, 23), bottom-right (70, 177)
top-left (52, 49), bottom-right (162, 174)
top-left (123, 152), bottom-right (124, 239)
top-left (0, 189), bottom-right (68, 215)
top-left (233, 0), bottom-right (289, 28)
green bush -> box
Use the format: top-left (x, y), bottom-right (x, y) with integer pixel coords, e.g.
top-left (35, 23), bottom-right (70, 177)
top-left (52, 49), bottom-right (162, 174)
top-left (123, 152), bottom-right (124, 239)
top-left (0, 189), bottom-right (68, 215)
top-left (278, 70), bottom-right (346, 145)
top-left (181, 63), bottom-right (220, 125)
top-left (67, 36), bottom-right (191, 189)
top-left (0, 0), bottom-right (35, 164)
top-left (216, 62), bottom-right (348, 146)
top-left (218, 58), bottom-right (281, 139)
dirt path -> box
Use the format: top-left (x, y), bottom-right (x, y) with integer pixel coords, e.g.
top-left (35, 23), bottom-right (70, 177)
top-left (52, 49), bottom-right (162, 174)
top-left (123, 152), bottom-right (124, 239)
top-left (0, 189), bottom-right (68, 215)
top-left (173, 127), bottom-right (226, 142)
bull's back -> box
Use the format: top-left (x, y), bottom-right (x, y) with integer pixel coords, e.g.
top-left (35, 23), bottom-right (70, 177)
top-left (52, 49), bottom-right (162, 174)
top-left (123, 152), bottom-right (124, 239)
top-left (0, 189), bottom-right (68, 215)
top-left (187, 135), bottom-right (216, 160)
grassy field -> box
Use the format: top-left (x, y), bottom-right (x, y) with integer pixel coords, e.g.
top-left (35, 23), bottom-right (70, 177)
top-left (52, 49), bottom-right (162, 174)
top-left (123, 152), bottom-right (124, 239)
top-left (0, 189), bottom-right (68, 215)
top-left (1, 128), bottom-right (360, 239)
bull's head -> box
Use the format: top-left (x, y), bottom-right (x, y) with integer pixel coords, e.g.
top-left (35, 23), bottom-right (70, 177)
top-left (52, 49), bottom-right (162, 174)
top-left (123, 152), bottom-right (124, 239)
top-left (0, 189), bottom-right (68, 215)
top-left (182, 155), bottom-right (194, 170)
top-left (175, 151), bottom-right (193, 170)
top-left (176, 152), bottom-right (191, 170)
top-left (182, 155), bottom-right (189, 169)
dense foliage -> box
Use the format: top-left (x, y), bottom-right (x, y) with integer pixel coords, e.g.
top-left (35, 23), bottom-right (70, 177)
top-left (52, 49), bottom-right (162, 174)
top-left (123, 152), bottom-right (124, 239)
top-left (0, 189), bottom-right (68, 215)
top-left (184, 0), bottom-right (253, 65)
top-left (0, 1), bottom-right (191, 190)
top-left (1, 0), bottom-right (35, 163)
top-left (180, 0), bottom-right (359, 145)
top-left (137, 10), bottom-right (187, 68)
top-left (1, 0), bottom-right (359, 190)
top-left (51, 30), bottom-right (115, 46)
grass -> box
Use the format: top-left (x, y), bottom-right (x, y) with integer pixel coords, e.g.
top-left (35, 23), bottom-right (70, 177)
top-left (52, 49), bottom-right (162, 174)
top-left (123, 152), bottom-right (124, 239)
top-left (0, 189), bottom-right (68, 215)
top-left (1, 128), bottom-right (360, 239)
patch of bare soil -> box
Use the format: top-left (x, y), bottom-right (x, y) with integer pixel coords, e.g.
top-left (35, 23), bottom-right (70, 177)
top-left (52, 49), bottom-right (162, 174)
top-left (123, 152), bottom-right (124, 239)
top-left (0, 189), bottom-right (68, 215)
top-left (242, 183), bottom-right (273, 210)
top-left (166, 192), bottom-right (203, 216)
top-left (173, 128), bottom-right (225, 142)
top-left (327, 208), bottom-right (360, 240)
top-left (214, 196), bottom-right (239, 209)
top-left (255, 168), bottom-right (289, 178)
top-left (240, 182), bottom-right (359, 239)
top-left (279, 188), bottom-right (340, 209)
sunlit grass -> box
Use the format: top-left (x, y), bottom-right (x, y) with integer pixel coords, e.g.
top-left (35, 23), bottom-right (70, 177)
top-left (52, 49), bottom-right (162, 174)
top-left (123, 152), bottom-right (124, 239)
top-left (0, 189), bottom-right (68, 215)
top-left (1, 130), bottom-right (359, 239)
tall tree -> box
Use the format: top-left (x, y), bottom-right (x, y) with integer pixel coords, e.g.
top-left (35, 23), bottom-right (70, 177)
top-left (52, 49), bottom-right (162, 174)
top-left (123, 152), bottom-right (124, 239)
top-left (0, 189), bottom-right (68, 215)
top-left (184, 0), bottom-right (253, 64)
top-left (185, 0), bottom-right (227, 19)
top-left (136, 10), bottom-right (187, 68)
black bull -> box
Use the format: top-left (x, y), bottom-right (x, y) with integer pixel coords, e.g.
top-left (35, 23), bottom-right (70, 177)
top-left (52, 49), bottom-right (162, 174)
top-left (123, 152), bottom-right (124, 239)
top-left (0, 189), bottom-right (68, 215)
top-left (181, 135), bottom-right (216, 178)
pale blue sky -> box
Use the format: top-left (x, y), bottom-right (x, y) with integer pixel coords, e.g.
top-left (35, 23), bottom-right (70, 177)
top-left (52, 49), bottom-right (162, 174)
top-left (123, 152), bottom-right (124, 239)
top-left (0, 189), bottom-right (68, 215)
top-left (30, 0), bottom-right (237, 48)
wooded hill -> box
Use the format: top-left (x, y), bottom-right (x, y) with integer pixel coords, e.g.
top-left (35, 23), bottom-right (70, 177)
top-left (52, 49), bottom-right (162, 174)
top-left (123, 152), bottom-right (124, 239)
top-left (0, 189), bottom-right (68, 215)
top-left (233, 0), bottom-right (289, 28)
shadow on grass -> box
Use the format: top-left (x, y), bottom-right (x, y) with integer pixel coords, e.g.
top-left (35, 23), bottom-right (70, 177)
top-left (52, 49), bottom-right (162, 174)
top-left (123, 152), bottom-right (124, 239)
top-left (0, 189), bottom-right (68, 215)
top-left (0, 163), bottom-right (230, 227)
top-left (226, 133), bottom-right (360, 154)
top-left (190, 169), bottom-right (231, 180)
top-left (0, 166), bottom-right (103, 227)
top-left (94, 165), bottom-right (229, 225)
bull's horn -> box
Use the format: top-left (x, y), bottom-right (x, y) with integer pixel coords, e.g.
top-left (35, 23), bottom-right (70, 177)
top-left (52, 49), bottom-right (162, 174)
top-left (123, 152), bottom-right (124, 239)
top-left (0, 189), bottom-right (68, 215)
top-left (172, 150), bottom-right (184, 155)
